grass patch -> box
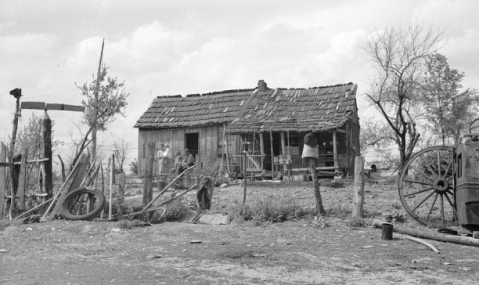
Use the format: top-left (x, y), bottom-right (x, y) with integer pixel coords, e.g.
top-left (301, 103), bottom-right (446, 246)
top-left (346, 217), bottom-right (370, 228)
top-left (325, 203), bottom-right (350, 218)
top-left (228, 196), bottom-right (313, 223)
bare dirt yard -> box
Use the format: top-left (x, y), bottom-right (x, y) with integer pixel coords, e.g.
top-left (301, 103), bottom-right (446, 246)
top-left (1, 178), bottom-right (479, 285)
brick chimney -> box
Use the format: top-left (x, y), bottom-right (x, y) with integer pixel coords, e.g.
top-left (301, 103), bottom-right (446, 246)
top-left (257, 80), bottom-right (268, 91)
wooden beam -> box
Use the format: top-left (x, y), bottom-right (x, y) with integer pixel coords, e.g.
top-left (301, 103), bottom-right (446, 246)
top-left (280, 132), bottom-right (286, 155)
top-left (17, 148), bottom-right (28, 211)
top-left (332, 129), bottom-right (339, 174)
top-left (21, 101), bottom-right (46, 110)
top-left (0, 143), bottom-right (6, 219)
top-left (45, 103), bottom-right (85, 112)
top-left (0, 162), bottom-right (13, 167)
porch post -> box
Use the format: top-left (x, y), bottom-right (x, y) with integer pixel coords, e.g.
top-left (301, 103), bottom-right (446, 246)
top-left (280, 132), bottom-right (286, 155)
top-left (332, 129), bottom-right (339, 174)
top-left (269, 129), bottom-right (274, 181)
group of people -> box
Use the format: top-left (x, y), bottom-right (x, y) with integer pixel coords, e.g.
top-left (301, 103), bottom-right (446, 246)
top-left (156, 143), bottom-right (195, 178)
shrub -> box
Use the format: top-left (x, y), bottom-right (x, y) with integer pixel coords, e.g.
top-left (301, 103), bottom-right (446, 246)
top-left (228, 196), bottom-right (313, 223)
top-left (163, 200), bottom-right (189, 221)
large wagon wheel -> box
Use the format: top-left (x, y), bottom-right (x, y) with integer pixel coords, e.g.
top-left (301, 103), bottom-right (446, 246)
top-left (398, 146), bottom-right (457, 227)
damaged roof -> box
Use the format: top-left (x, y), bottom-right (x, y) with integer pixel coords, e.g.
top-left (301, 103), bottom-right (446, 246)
top-left (134, 81), bottom-right (358, 132)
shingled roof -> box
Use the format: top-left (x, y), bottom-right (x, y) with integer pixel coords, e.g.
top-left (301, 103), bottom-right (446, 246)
top-left (134, 81), bottom-right (358, 132)
top-left (134, 89), bottom-right (254, 129)
top-left (227, 83), bottom-right (358, 133)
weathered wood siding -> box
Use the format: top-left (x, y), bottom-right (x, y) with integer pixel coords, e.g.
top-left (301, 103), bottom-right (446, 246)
top-left (138, 125), bottom-right (242, 176)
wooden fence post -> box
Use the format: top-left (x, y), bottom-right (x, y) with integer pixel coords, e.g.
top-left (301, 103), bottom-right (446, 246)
top-left (143, 143), bottom-right (155, 210)
top-left (109, 154), bottom-right (114, 220)
top-left (118, 172), bottom-right (126, 219)
top-left (309, 157), bottom-right (325, 216)
top-left (42, 111), bottom-right (53, 199)
top-left (352, 156), bottom-right (365, 218)
top-left (0, 143), bottom-right (6, 219)
top-left (17, 148), bottom-right (28, 211)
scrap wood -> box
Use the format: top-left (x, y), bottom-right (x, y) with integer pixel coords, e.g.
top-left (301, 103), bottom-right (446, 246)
top-left (128, 183), bottom-right (197, 216)
top-left (372, 219), bottom-right (479, 247)
top-left (139, 165), bottom-right (196, 213)
top-left (41, 154), bottom-right (88, 221)
top-left (397, 233), bottom-right (440, 254)
top-left (14, 197), bottom-right (54, 220)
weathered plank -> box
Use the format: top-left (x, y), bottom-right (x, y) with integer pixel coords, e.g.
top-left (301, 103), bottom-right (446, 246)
top-left (48, 154), bottom-right (89, 220)
top-left (17, 148), bottom-right (28, 211)
top-left (0, 143), bottom-right (6, 219)
top-left (45, 103), bottom-right (85, 112)
top-left (42, 111), bottom-right (53, 198)
top-left (352, 156), bottom-right (365, 218)
top-left (21, 101), bottom-right (46, 110)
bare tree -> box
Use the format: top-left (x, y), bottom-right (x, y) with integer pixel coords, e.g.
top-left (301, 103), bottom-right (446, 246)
top-left (362, 22), bottom-right (445, 167)
top-left (111, 132), bottom-right (130, 173)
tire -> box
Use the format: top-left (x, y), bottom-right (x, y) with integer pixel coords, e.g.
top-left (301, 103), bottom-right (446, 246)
top-left (60, 188), bottom-right (105, 221)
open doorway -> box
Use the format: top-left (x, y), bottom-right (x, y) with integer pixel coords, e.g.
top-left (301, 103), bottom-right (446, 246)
top-left (263, 132), bottom-right (281, 171)
top-left (185, 133), bottom-right (199, 156)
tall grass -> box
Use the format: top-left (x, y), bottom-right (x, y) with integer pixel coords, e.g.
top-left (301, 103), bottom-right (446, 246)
top-left (228, 196), bottom-right (313, 223)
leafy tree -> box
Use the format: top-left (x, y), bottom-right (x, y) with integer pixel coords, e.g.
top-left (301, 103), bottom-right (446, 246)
top-left (74, 40), bottom-right (128, 166)
top-left (421, 53), bottom-right (478, 146)
top-left (362, 22), bottom-right (445, 167)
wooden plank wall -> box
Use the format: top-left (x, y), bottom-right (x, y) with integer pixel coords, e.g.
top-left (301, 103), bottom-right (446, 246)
top-left (138, 125), bottom-right (238, 176)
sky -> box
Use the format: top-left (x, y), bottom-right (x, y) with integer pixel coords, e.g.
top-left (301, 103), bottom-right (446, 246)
top-left (1, 0), bottom-right (478, 169)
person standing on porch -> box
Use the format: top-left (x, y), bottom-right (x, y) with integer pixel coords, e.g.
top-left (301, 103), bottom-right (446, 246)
top-left (156, 143), bottom-right (168, 175)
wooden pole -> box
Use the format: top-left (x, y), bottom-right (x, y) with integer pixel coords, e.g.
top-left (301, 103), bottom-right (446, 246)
top-left (220, 124), bottom-right (226, 173)
top-left (42, 111), bottom-right (53, 199)
top-left (309, 158), bottom-right (325, 216)
top-left (224, 130), bottom-right (230, 174)
top-left (17, 148), bottom-right (28, 211)
top-left (143, 143), bottom-right (155, 210)
top-left (8, 94), bottom-right (21, 219)
top-left (117, 172), bottom-right (125, 219)
top-left (251, 132), bottom-right (255, 181)
top-left (243, 148), bottom-right (247, 204)
top-left (0, 143), bottom-right (6, 219)
top-left (352, 156), bottom-right (365, 218)
top-left (91, 38), bottom-right (105, 165)
top-left (109, 153), bottom-right (114, 220)
top-left (269, 129), bottom-right (275, 181)
top-left (332, 129), bottom-right (339, 175)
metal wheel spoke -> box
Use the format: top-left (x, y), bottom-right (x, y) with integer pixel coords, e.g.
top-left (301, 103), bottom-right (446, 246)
top-left (436, 150), bottom-right (441, 177)
top-left (410, 165), bottom-right (435, 182)
top-left (443, 158), bottom-right (453, 179)
top-left (403, 179), bottom-right (433, 187)
top-left (403, 187), bottom-right (434, 197)
top-left (444, 193), bottom-right (458, 218)
top-left (440, 194), bottom-right (445, 225)
top-left (412, 191), bottom-right (435, 212)
top-left (426, 193), bottom-right (439, 221)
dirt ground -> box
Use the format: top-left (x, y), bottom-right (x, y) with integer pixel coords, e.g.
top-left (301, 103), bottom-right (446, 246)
top-left (1, 178), bottom-right (479, 285)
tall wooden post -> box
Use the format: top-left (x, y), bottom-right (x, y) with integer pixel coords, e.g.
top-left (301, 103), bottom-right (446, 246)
top-left (0, 143), bottom-right (6, 219)
top-left (143, 143), bottom-right (155, 209)
top-left (42, 111), bottom-right (53, 199)
top-left (17, 148), bottom-right (28, 211)
top-left (243, 148), bottom-right (247, 204)
top-left (309, 158), bottom-right (325, 216)
top-left (108, 154), bottom-right (114, 220)
top-left (352, 156), bottom-right (365, 218)
top-left (280, 132), bottom-right (286, 155)
top-left (332, 129), bottom-right (339, 175)
top-left (117, 172), bottom-right (125, 219)
top-left (269, 129), bottom-right (274, 181)
top-left (9, 90), bottom-right (21, 219)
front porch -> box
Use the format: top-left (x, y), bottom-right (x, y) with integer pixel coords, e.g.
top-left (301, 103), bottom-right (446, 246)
top-left (221, 129), bottom-right (355, 180)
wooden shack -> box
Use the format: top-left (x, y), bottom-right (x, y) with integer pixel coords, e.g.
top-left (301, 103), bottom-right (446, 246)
top-left (134, 80), bottom-right (360, 178)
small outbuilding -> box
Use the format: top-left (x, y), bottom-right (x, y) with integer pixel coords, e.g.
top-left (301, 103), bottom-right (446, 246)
top-left (134, 80), bottom-right (360, 178)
